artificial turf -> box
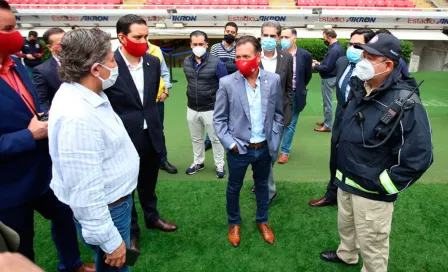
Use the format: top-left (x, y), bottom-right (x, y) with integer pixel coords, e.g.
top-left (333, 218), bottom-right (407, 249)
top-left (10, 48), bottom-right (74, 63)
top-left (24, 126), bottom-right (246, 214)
top-left (34, 70), bottom-right (448, 271)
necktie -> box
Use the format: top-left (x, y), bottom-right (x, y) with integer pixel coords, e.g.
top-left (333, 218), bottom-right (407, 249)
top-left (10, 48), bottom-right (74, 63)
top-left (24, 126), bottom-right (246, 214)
top-left (340, 63), bottom-right (356, 102)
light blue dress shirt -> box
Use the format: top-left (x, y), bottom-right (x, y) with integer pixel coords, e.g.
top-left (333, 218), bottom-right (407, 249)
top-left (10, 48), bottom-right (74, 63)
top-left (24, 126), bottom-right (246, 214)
top-left (244, 73), bottom-right (266, 143)
top-left (160, 53), bottom-right (172, 89)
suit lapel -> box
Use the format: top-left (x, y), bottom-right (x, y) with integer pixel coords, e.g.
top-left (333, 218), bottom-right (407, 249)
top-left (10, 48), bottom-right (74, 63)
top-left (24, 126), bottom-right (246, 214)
top-left (260, 69), bottom-right (269, 123)
top-left (142, 56), bottom-right (151, 108)
top-left (236, 72), bottom-right (251, 122)
top-left (12, 58), bottom-right (40, 112)
top-left (114, 50), bottom-right (142, 107)
top-left (275, 48), bottom-right (283, 74)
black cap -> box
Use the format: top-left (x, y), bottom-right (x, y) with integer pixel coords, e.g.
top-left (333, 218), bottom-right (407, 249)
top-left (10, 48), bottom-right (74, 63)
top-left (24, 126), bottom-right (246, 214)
top-left (354, 33), bottom-right (401, 61)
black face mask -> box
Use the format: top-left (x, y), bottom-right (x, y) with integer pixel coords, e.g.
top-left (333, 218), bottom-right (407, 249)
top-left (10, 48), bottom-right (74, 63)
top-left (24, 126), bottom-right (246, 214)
top-left (324, 40), bottom-right (330, 46)
top-left (224, 34), bottom-right (235, 44)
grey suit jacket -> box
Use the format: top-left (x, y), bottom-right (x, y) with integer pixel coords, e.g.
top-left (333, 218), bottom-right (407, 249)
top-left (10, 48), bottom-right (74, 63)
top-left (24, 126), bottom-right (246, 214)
top-left (213, 69), bottom-right (284, 158)
top-left (259, 48), bottom-right (293, 126)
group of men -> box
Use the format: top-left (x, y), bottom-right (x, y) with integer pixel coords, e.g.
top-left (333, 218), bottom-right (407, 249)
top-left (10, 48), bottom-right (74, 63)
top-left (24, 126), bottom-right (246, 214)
top-left (0, 0), bottom-right (434, 270)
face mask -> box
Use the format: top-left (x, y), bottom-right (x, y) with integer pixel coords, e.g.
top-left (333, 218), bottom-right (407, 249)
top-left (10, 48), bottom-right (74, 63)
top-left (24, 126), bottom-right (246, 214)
top-left (346, 46), bottom-right (363, 63)
top-left (0, 31), bottom-right (24, 55)
top-left (98, 64), bottom-right (119, 90)
top-left (280, 39), bottom-right (292, 50)
top-left (261, 37), bottom-right (277, 52)
top-left (236, 55), bottom-right (259, 77)
top-left (323, 40), bottom-right (330, 47)
top-left (224, 34), bottom-right (235, 44)
top-left (192, 46), bottom-right (207, 58)
top-left (122, 35), bottom-right (147, 58)
top-left (355, 58), bottom-right (388, 81)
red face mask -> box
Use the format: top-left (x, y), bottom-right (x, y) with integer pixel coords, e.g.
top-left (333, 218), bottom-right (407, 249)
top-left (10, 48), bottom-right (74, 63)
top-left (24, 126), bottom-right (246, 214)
top-left (52, 44), bottom-right (62, 52)
top-left (121, 35), bottom-right (148, 58)
top-left (0, 31), bottom-right (24, 55)
top-left (236, 55), bottom-right (259, 77)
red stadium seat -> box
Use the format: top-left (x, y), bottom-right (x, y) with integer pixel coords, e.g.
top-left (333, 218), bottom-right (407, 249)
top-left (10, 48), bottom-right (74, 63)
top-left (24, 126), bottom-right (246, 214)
top-left (296, 0), bottom-right (308, 6)
top-left (385, 0), bottom-right (394, 6)
top-left (395, 0), bottom-right (406, 7)
top-left (259, 0), bottom-right (268, 5)
top-left (240, 0), bottom-right (249, 5)
top-left (307, 0), bottom-right (319, 6)
top-left (326, 0), bottom-right (337, 6)
top-left (404, 0), bottom-right (414, 7)
top-left (345, 0), bottom-right (357, 6)
top-left (366, 0), bottom-right (375, 6)
top-left (338, 0), bottom-right (346, 6)
top-left (376, 0), bottom-right (385, 7)
top-left (202, 0), bottom-right (211, 4)
top-left (192, 0), bottom-right (200, 4)
top-left (229, 0), bottom-right (239, 4)
top-left (248, 0), bottom-right (258, 5)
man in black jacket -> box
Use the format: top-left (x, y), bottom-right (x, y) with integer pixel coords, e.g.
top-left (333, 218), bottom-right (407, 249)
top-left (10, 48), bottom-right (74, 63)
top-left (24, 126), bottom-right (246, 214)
top-left (320, 34), bottom-right (433, 272)
top-left (15, 31), bottom-right (44, 82)
top-left (34, 27), bottom-right (65, 112)
top-left (277, 27), bottom-right (313, 164)
top-left (313, 28), bottom-right (345, 132)
top-left (104, 15), bottom-right (177, 251)
top-left (184, 30), bottom-right (228, 178)
top-left (310, 28), bottom-right (375, 207)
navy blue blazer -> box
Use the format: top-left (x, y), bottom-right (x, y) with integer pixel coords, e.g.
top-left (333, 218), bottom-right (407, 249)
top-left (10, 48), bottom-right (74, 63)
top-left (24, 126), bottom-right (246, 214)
top-left (294, 47), bottom-right (313, 113)
top-left (0, 56), bottom-right (52, 210)
top-left (33, 56), bottom-right (63, 112)
top-left (103, 50), bottom-right (164, 155)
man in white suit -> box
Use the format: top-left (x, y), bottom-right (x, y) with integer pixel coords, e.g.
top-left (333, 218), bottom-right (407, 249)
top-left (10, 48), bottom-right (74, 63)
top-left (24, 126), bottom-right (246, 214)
top-left (213, 36), bottom-right (283, 248)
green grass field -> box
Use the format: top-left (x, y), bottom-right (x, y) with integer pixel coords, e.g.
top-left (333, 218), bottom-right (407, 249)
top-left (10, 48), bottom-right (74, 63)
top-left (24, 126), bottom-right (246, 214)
top-left (35, 70), bottom-right (448, 271)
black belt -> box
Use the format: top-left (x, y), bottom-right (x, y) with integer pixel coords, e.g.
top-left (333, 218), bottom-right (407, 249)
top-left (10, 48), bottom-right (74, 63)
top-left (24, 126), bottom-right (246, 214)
top-left (248, 140), bottom-right (267, 148)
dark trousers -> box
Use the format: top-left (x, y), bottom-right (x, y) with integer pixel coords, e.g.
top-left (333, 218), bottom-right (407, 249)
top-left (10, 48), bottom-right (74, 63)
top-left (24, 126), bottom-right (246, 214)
top-left (226, 145), bottom-right (272, 225)
top-left (324, 104), bottom-right (344, 201)
top-left (130, 131), bottom-right (161, 238)
top-left (157, 102), bottom-right (168, 164)
top-left (0, 189), bottom-right (82, 272)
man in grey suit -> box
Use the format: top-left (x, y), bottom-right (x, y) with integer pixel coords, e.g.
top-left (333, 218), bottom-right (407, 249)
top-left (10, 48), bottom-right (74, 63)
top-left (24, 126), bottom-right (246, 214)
top-left (214, 36), bottom-right (283, 248)
top-left (250, 21), bottom-right (294, 201)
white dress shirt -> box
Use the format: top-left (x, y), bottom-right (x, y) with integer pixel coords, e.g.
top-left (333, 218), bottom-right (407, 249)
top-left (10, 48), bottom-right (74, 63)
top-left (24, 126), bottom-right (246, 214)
top-left (338, 64), bottom-right (358, 101)
top-left (118, 48), bottom-right (147, 129)
top-left (261, 49), bottom-right (278, 73)
top-left (49, 82), bottom-right (140, 254)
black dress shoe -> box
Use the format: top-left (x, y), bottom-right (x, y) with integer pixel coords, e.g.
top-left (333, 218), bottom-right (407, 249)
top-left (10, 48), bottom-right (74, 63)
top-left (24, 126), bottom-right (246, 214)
top-left (160, 161), bottom-right (178, 174)
top-left (204, 141), bottom-right (212, 151)
top-left (269, 193), bottom-right (277, 206)
top-left (320, 250), bottom-right (357, 265)
top-left (309, 196), bottom-right (337, 207)
top-left (130, 236), bottom-right (139, 251)
top-left (250, 185), bottom-right (256, 194)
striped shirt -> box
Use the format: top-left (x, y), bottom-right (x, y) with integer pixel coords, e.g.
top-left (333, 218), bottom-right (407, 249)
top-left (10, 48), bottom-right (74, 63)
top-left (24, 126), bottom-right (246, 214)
top-left (210, 41), bottom-right (236, 62)
top-left (49, 82), bottom-right (139, 254)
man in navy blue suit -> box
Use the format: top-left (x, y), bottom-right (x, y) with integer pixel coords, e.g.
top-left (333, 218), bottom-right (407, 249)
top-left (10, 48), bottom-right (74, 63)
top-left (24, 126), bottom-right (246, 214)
top-left (34, 27), bottom-right (64, 112)
top-left (277, 27), bottom-right (313, 164)
top-left (0, 2), bottom-right (94, 271)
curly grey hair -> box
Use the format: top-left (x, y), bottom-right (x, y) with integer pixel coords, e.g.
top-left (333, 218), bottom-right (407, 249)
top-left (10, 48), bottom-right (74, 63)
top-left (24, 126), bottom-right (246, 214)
top-left (58, 28), bottom-right (111, 83)
top-left (261, 21), bottom-right (281, 37)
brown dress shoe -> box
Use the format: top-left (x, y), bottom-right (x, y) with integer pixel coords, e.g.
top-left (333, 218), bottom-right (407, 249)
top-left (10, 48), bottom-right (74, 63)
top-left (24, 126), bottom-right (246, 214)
top-left (309, 196), bottom-right (337, 207)
top-left (228, 225), bottom-right (241, 247)
top-left (257, 223), bottom-right (275, 245)
top-left (146, 218), bottom-right (178, 232)
top-left (277, 153), bottom-right (289, 164)
top-left (316, 121), bottom-right (324, 126)
top-left (130, 236), bottom-right (139, 251)
top-left (76, 263), bottom-right (96, 272)
top-left (314, 127), bottom-right (331, 132)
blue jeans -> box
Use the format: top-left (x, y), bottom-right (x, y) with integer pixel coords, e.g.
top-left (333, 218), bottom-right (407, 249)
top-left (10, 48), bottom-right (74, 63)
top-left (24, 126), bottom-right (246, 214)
top-left (226, 145), bottom-right (272, 225)
top-left (281, 93), bottom-right (300, 155)
top-left (74, 195), bottom-right (132, 272)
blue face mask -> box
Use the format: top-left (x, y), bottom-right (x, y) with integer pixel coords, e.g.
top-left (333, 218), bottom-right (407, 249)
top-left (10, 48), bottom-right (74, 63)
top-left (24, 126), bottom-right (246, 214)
top-left (261, 37), bottom-right (277, 52)
top-left (280, 39), bottom-right (291, 50)
top-left (346, 46), bottom-right (363, 63)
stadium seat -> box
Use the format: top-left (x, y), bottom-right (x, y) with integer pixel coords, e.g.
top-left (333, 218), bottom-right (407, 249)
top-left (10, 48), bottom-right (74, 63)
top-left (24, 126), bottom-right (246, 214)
top-left (376, 0), bottom-right (385, 7)
top-left (385, 0), bottom-right (394, 6)
top-left (366, 0), bottom-right (375, 6)
top-left (202, 0), bottom-right (211, 4)
top-left (404, 0), bottom-right (414, 7)
top-left (259, 0), bottom-right (268, 5)
top-left (240, 0), bottom-right (249, 5)
top-left (296, 0), bottom-right (308, 5)
top-left (395, 0), bottom-right (406, 7)
top-left (327, 0), bottom-right (337, 6)
top-left (229, 0), bottom-right (239, 4)
top-left (307, 0), bottom-right (319, 6)
top-left (356, 0), bottom-right (367, 6)
top-left (345, 0), bottom-right (356, 6)
top-left (338, 0), bottom-right (346, 6)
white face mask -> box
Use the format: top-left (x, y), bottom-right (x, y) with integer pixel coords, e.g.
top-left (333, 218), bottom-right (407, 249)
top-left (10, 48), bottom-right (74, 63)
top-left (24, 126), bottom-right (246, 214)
top-left (192, 46), bottom-right (207, 58)
top-left (355, 58), bottom-right (389, 81)
top-left (98, 64), bottom-right (119, 90)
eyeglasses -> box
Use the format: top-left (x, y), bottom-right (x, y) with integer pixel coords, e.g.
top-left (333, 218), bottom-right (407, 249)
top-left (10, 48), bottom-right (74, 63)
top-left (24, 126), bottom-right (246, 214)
top-left (346, 42), bottom-right (362, 48)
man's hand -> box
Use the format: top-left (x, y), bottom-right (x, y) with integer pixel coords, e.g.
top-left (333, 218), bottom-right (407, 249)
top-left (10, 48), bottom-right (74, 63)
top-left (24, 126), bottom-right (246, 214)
top-left (231, 145), bottom-right (239, 153)
top-left (105, 241), bottom-right (126, 268)
top-left (312, 60), bottom-right (320, 68)
top-left (0, 253), bottom-right (44, 272)
top-left (26, 54), bottom-right (36, 60)
top-left (159, 88), bottom-right (169, 102)
top-left (28, 114), bottom-right (48, 140)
